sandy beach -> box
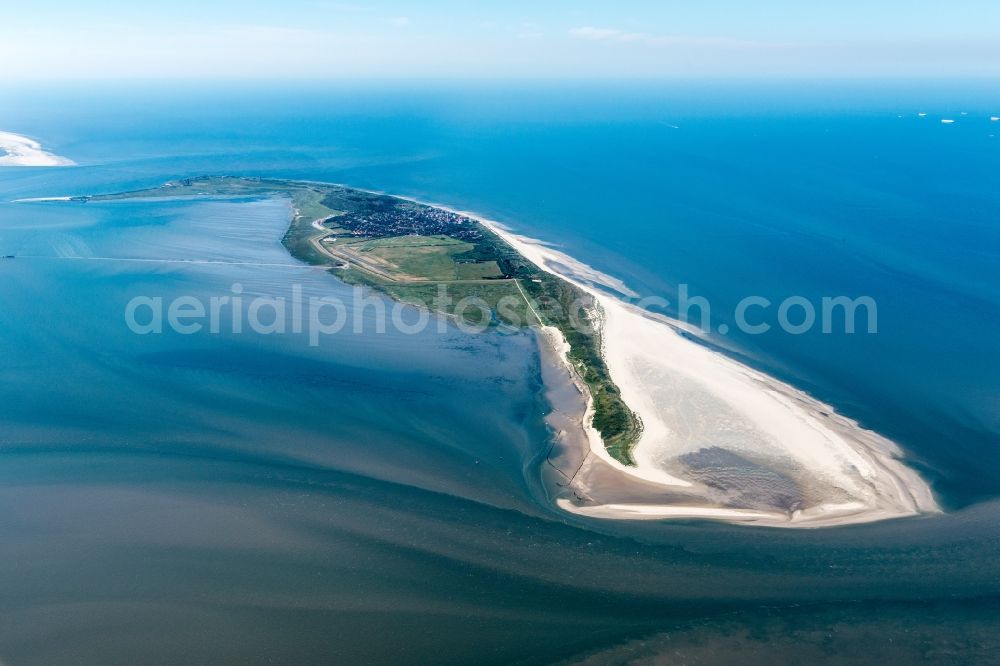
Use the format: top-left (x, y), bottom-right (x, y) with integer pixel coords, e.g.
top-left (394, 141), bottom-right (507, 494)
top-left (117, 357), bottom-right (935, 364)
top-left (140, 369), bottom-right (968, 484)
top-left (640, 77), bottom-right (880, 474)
top-left (470, 215), bottom-right (940, 528)
top-left (0, 131), bottom-right (75, 167)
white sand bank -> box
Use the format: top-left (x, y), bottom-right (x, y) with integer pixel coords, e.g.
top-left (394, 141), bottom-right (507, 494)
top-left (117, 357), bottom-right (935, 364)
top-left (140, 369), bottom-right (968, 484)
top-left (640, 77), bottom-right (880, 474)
top-left (474, 218), bottom-right (940, 528)
top-left (0, 131), bottom-right (75, 167)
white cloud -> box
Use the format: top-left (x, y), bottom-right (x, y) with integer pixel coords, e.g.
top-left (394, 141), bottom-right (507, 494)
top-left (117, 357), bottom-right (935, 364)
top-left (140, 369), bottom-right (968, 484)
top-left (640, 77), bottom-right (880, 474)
top-left (569, 26), bottom-right (773, 50)
top-left (220, 25), bottom-right (320, 42)
top-left (569, 26), bottom-right (649, 42)
top-left (1, 13), bottom-right (996, 80)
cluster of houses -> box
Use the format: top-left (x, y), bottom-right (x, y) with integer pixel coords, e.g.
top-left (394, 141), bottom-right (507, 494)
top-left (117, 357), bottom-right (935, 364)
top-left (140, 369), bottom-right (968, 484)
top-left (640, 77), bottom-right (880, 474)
top-left (329, 201), bottom-right (482, 242)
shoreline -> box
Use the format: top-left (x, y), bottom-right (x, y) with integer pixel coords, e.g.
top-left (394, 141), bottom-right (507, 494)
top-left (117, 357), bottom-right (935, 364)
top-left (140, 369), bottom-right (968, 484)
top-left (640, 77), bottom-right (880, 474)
top-left (422, 203), bottom-right (940, 528)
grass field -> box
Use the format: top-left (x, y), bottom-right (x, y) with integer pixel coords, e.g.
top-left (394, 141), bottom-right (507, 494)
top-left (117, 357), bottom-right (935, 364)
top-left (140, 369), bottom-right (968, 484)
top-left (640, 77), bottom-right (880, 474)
top-left (456, 260), bottom-right (503, 280)
top-left (293, 186), bottom-right (342, 226)
top-left (346, 235), bottom-right (498, 281)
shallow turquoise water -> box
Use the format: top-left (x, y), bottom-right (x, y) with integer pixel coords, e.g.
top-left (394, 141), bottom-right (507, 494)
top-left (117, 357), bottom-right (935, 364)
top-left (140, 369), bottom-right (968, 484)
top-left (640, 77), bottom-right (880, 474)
top-left (0, 82), bottom-right (997, 662)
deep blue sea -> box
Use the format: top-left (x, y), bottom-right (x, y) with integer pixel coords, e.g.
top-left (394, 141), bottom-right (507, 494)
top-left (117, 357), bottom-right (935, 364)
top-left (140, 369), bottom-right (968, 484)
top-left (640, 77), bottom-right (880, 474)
top-left (0, 81), bottom-right (998, 663)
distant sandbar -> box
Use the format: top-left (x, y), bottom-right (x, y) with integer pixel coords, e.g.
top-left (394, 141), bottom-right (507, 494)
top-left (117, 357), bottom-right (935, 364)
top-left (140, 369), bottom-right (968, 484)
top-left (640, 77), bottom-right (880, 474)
top-left (0, 131), bottom-right (75, 167)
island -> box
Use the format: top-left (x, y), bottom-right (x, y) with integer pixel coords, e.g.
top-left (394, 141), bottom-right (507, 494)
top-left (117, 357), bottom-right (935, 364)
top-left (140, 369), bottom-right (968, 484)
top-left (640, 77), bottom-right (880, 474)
top-left (63, 176), bottom-right (940, 527)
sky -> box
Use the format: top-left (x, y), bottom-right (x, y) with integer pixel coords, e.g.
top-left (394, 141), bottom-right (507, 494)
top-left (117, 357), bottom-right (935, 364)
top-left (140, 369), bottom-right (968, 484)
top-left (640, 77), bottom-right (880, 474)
top-left (2, 0), bottom-right (999, 80)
